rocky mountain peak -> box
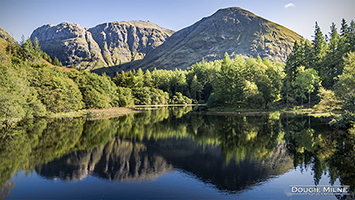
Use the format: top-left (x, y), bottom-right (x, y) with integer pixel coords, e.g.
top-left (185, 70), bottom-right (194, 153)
top-left (30, 21), bottom-right (175, 70)
top-left (32, 22), bottom-right (87, 41)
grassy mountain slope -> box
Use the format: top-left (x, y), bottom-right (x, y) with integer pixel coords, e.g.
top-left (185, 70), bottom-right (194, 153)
top-left (114, 7), bottom-right (303, 72)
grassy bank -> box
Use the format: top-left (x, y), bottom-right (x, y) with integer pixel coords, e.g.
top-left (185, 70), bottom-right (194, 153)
top-left (206, 106), bottom-right (342, 117)
top-left (46, 107), bottom-right (139, 120)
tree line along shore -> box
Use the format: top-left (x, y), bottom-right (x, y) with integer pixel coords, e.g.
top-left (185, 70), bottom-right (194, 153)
top-left (0, 19), bottom-right (354, 129)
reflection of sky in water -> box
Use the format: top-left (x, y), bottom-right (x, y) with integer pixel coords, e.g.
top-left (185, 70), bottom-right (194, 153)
top-left (8, 166), bottom-right (340, 200)
top-left (239, 166), bottom-right (340, 200)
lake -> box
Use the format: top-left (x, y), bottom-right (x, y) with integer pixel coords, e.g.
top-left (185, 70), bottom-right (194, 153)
top-left (1, 107), bottom-right (354, 199)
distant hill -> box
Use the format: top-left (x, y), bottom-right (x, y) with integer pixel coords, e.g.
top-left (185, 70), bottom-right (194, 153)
top-left (100, 7), bottom-right (303, 74)
top-left (30, 21), bottom-right (175, 70)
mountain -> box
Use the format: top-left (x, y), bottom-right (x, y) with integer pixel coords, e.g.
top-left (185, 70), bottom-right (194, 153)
top-left (114, 7), bottom-right (303, 72)
top-left (30, 21), bottom-right (175, 70)
top-left (0, 26), bottom-right (17, 44)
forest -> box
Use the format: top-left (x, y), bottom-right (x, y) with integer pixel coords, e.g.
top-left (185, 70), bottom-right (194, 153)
top-left (1, 19), bottom-right (355, 129)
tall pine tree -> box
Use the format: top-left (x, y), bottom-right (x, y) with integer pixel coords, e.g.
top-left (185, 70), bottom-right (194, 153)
top-left (324, 23), bottom-right (341, 88)
top-left (311, 22), bottom-right (327, 72)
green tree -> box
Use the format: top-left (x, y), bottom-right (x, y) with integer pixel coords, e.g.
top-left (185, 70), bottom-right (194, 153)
top-left (335, 52), bottom-right (355, 128)
top-left (213, 53), bottom-right (245, 105)
top-left (30, 67), bottom-right (84, 112)
top-left (315, 87), bottom-right (338, 111)
top-left (311, 22), bottom-right (327, 72)
top-left (243, 80), bottom-right (263, 107)
top-left (117, 87), bottom-right (134, 107)
top-left (32, 37), bottom-right (41, 53)
top-left (335, 51), bottom-right (355, 104)
top-left (143, 69), bottom-right (153, 87)
top-left (132, 87), bottom-right (151, 105)
top-left (113, 71), bottom-right (128, 87)
top-left (282, 40), bottom-right (312, 104)
top-left (52, 56), bottom-right (62, 67)
top-left (339, 19), bottom-right (351, 57)
top-left (133, 68), bottom-right (144, 88)
top-left (0, 60), bottom-right (46, 123)
top-left (294, 66), bottom-right (321, 107)
top-left (22, 38), bottom-right (34, 55)
top-left (349, 20), bottom-right (355, 52)
top-left (324, 23), bottom-right (341, 88)
top-left (190, 74), bottom-right (203, 101)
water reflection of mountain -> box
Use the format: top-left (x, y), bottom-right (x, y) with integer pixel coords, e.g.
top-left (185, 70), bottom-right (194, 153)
top-left (149, 139), bottom-right (293, 192)
top-left (36, 135), bottom-right (293, 193)
top-left (3, 107), bottom-right (353, 196)
top-left (34, 108), bottom-right (294, 193)
top-left (36, 138), bottom-right (174, 182)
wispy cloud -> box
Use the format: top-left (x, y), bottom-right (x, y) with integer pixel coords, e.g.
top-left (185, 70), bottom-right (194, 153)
top-left (284, 3), bottom-right (295, 8)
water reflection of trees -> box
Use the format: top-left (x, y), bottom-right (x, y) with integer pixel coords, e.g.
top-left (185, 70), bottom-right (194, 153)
top-left (282, 115), bottom-right (355, 194)
top-left (0, 107), bottom-right (191, 195)
top-left (1, 107), bottom-right (354, 197)
top-left (34, 109), bottom-right (293, 193)
top-left (118, 110), bottom-right (287, 166)
top-left (0, 118), bottom-right (118, 198)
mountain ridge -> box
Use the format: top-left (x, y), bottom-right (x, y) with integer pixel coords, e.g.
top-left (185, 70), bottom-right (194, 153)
top-left (121, 7), bottom-right (303, 71)
top-left (30, 20), bottom-right (175, 70)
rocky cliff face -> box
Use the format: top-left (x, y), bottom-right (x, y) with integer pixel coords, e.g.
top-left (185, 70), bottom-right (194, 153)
top-left (123, 7), bottom-right (303, 71)
top-left (30, 21), bottom-right (175, 70)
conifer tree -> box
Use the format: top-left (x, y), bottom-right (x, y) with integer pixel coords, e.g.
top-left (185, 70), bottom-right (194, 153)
top-left (282, 41), bottom-right (301, 103)
top-left (339, 19), bottom-right (350, 54)
top-left (325, 23), bottom-right (341, 88)
top-left (311, 22), bottom-right (327, 72)
top-left (349, 20), bottom-right (355, 52)
top-left (22, 39), bottom-right (34, 54)
top-left (33, 37), bottom-right (41, 53)
top-left (143, 69), bottom-right (153, 87)
top-left (52, 56), bottom-right (62, 66)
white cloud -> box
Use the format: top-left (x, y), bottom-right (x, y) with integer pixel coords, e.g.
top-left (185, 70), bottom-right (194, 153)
top-left (284, 3), bottom-right (295, 8)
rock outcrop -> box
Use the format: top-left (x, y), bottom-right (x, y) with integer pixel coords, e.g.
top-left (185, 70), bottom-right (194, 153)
top-left (30, 21), bottom-right (174, 70)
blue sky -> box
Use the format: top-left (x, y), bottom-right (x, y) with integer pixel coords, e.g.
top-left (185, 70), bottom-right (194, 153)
top-left (0, 0), bottom-right (354, 42)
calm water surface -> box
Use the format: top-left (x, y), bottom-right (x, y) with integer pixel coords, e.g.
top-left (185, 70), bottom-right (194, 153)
top-left (1, 107), bottom-right (354, 199)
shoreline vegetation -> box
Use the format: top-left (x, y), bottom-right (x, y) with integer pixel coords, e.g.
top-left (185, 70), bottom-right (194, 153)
top-left (8, 105), bottom-right (341, 119)
top-left (199, 105), bottom-right (341, 117)
top-left (47, 104), bottom-right (340, 120)
top-left (1, 104), bottom-right (338, 125)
